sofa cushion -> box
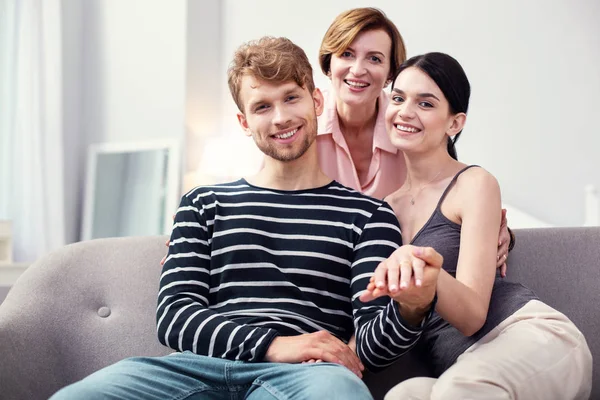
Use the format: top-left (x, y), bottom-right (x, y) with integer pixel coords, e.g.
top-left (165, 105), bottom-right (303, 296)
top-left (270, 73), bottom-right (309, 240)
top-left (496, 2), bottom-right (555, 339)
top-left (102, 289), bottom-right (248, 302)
top-left (0, 236), bottom-right (172, 400)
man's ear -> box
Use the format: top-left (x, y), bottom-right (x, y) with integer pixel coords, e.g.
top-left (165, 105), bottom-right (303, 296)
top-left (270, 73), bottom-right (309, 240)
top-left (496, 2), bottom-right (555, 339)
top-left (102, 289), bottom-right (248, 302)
top-left (312, 88), bottom-right (325, 117)
top-left (446, 113), bottom-right (466, 137)
top-left (237, 112), bottom-right (252, 137)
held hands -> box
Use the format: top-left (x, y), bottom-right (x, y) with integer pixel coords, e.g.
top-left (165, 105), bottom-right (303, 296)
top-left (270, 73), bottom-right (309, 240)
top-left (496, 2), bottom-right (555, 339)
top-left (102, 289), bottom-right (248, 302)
top-left (265, 331), bottom-right (364, 378)
top-left (359, 245), bottom-right (443, 323)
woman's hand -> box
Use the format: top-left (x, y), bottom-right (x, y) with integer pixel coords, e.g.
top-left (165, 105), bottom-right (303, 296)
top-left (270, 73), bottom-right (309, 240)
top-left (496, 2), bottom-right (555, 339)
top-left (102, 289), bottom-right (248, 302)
top-left (496, 209), bottom-right (510, 277)
top-left (160, 214), bottom-right (176, 266)
top-left (360, 245), bottom-right (443, 324)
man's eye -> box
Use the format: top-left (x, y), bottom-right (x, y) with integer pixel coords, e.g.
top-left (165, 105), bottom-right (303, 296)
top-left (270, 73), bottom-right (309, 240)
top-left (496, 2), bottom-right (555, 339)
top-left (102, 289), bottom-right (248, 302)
top-left (286, 96), bottom-right (298, 102)
top-left (255, 105), bottom-right (269, 112)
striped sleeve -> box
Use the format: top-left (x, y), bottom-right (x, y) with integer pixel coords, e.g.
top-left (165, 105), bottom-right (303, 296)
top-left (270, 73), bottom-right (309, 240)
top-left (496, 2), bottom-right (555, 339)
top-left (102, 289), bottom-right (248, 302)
top-left (351, 202), bottom-right (428, 372)
top-left (156, 193), bottom-right (279, 361)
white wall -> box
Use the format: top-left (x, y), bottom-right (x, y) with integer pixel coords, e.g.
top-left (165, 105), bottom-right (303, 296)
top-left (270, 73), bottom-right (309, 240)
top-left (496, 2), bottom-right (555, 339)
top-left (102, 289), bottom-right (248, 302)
top-left (61, 0), bottom-right (84, 244)
top-left (185, 0), bottom-right (223, 173)
top-left (81, 0), bottom-right (186, 145)
top-left (209, 0), bottom-right (600, 227)
top-left (61, 0), bottom-right (187, 242)
top-left (58, 0), bottom-right (599, 232)
top-left (184, 1), bottom-right (272, 190)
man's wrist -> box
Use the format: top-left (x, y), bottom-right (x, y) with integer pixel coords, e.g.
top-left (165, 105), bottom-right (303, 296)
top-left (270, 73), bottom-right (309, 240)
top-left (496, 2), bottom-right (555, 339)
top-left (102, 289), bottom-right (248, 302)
top-left (397, 299), bottom-right (434, 327)
top-left (262, 332), bottom-right (281, 362)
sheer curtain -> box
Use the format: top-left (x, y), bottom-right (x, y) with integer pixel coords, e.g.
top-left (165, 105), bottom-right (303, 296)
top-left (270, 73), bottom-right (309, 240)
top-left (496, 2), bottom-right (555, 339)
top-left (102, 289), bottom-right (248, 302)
top-left (0, 0), bottom-right (65, 262)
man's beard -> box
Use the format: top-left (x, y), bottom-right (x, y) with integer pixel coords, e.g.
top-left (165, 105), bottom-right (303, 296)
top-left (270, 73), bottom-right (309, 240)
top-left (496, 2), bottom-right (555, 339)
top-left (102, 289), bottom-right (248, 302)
top-left (254, 115), bottom-right (317, 162)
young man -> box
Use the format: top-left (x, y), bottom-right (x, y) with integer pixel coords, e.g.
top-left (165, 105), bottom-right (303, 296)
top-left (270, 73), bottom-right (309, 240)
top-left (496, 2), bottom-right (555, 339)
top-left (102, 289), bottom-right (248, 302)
top-left (51, 37), bottom-right (442, 400)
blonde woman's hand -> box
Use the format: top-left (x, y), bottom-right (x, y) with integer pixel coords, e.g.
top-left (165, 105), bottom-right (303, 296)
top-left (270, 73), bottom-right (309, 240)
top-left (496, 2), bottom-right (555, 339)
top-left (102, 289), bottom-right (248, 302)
top-left (160, 214), bottom-right (176, 266)
top-left (496, 209), bottom-right (510, 276)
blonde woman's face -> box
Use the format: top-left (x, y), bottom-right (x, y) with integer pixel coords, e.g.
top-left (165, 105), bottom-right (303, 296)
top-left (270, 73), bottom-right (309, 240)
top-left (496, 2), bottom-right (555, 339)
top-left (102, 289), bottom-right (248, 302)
top-left (329, 29), bottom-right (392, 109)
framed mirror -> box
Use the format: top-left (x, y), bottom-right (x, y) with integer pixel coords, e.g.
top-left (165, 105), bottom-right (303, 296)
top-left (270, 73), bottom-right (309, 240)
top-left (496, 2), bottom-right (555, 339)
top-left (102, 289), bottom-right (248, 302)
top-left (81, 140), bottom-right (181, 241)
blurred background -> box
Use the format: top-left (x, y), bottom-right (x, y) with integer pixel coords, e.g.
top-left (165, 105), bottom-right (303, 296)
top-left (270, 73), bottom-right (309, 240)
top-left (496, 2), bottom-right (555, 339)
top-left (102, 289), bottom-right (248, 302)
top-left (1, 0), bottom-right (599, 264)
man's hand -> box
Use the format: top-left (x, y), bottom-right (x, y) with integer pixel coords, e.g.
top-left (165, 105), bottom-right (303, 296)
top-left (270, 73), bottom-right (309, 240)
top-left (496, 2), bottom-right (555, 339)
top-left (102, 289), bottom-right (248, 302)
top-left (360, 245), bottom-right (443, 326)
top-left (496, 209), bottom-right (510, 277)
top-left (265, 331), bottom-right (364, 378)
top-left (347, 335), bottom-right (356, 353)
top-left (302, 335), bottom-right (357, 367)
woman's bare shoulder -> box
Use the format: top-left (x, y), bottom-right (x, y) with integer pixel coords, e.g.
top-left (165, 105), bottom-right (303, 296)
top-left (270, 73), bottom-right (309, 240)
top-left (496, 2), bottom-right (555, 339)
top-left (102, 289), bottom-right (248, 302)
top-left (455, 166), bottom-right (501, 201)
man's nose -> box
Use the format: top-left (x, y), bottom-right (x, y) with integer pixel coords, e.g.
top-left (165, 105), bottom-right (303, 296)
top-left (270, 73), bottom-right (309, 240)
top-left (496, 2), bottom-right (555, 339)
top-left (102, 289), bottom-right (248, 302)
top-left (273, 106), bottom-right (292, 126)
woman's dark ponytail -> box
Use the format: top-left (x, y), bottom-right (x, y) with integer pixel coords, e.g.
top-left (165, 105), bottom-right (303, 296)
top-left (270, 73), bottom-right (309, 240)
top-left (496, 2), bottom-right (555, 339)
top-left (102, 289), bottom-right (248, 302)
top-left (447, 132), bottom-right (461, 160)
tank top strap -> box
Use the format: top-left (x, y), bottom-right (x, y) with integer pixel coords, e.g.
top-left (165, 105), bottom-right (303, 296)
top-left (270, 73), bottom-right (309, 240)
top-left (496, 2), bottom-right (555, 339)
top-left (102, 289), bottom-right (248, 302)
top-left (435, 165), bottom-right (480, 210)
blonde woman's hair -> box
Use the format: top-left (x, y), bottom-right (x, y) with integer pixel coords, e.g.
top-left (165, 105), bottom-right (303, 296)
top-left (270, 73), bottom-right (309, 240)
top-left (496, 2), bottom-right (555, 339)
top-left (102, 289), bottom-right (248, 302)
top-left (319, 7), bottom-right (406, 80)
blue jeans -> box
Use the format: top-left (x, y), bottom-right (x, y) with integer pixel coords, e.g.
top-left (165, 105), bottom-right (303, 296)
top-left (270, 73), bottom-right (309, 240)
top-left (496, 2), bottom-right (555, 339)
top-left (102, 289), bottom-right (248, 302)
top-left (50, 351), bottom-right (373, 400)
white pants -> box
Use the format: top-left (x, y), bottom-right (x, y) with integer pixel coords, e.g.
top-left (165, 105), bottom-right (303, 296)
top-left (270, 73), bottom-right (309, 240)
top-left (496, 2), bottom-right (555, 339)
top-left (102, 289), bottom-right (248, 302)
top-left (385, 300), bottom-right (592, 400)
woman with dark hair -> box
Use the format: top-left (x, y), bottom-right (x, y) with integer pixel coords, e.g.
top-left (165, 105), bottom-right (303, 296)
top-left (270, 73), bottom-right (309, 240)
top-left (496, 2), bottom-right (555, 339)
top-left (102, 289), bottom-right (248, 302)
top-left (361, 52), bottom-right (592, 400)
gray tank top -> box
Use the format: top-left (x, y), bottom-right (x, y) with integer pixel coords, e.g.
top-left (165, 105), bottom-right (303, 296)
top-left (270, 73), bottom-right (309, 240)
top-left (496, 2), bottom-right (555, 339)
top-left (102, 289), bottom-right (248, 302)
top-left (410, 165), bottom-right (538, 376)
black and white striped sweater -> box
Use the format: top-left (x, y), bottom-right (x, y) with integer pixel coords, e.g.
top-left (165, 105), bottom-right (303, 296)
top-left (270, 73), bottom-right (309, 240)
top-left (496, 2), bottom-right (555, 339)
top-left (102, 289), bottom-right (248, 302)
top-left (156, 179), bottom-right (425, 371)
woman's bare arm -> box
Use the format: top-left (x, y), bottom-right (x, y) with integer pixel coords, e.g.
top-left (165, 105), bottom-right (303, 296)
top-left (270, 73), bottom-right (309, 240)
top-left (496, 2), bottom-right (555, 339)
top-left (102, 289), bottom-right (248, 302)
top-left (435, 168), bottom-right (502, 336)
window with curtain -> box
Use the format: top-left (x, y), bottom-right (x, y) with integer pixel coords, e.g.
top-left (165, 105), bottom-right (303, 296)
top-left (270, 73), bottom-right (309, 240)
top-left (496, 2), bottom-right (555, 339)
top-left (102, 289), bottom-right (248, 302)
top-left (0, 0), bottom-right (66, 262)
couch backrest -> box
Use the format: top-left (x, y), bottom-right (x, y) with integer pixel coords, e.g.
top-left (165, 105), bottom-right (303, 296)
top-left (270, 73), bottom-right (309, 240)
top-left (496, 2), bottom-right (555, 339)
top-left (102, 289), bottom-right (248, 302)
top-left (362, 227), bottom-right (600, 399)
top-left (0, 228), bottom-right (597, 400)
top-left (505, 227), bottom-right (599, 399)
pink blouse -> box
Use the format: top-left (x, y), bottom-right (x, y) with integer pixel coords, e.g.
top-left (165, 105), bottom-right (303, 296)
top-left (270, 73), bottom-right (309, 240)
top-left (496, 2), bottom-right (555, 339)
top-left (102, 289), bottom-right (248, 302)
top-left (316, 89), bottom-right (406, 200)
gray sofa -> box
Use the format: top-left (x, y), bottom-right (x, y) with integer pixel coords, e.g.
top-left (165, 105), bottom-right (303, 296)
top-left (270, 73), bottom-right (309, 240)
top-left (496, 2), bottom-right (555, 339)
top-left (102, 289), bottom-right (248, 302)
top-left (0, 227), bottom-right (597, 400)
